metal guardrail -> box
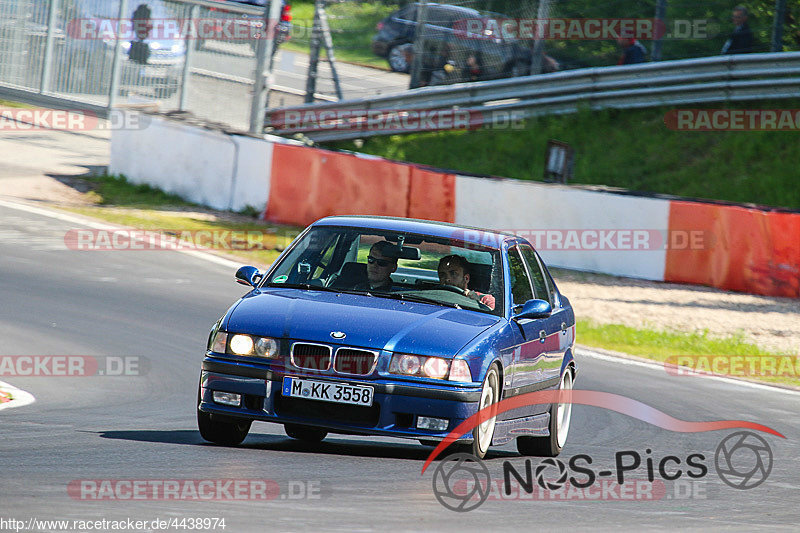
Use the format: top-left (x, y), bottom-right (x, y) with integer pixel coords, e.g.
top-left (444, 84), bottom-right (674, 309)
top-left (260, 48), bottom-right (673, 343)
top-left (266, 52), bottom-right (800, 141)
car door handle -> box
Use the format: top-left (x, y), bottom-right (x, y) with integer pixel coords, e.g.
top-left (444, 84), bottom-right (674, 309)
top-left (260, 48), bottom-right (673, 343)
top-left (539, 330), bottom-right (547, 343)
top-left (561, 322), bottom-right (568, 334)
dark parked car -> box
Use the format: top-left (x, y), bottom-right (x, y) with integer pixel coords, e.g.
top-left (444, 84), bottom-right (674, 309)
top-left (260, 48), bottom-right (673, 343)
top-left (198, 216), bottom-right (577, 459)
top-left (371, 2), bottom-right (534, 81)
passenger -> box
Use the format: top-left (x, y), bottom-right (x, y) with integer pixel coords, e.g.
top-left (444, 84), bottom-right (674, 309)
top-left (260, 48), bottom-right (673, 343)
top-left (356, 241), bottom-right (398, 291)
top-left (437, 255), bottom-right (496, 310)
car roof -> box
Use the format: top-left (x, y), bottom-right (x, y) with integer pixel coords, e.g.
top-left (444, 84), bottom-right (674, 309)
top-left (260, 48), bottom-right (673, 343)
top-left (312, 216), bottom-right (516, 249)
top-left (409, 2), bottom-right (480, 16)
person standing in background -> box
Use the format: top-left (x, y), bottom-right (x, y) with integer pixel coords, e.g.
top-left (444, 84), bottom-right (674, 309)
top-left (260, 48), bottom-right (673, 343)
top-left (721, 5), bottom-right (754, 54)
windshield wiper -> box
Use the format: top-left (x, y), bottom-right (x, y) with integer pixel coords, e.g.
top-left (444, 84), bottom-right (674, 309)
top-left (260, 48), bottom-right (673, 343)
top-left (266, 283), bottom-right (374, 297)
top-left (267, 282), bottom-right (341, 292)
top-left (372, 291), bottom-right (462, 309)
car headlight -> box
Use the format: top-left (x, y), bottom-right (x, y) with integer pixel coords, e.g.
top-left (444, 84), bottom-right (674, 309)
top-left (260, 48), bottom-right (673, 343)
top-left (389, 354), bottom-right (451, 379)
top-left (210, 331), bottom-right (279, 358)
top-left (229, 334), bottom-right (254, 355)
top-left (254, 337), bottom-right (278, 358)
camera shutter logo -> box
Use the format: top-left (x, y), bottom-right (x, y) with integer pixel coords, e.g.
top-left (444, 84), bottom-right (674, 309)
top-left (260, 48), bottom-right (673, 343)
top-left (432, 453), bottom-right (491, 512)
top-left (534, 458), bottom-right (569, 490)
top-left (715, 431), bottom-right (773, 490)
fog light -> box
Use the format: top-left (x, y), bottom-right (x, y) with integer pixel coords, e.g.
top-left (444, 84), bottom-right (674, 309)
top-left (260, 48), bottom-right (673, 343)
top-left (417, 416), bottom-right (449, 431)
top-left (212, 391), bottom-right (241, 407)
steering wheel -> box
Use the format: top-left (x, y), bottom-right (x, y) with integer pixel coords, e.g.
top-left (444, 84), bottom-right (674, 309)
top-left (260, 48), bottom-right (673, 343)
top-left (429, 284), bottom-right (469, 296)
top-left (420, 284), bottom-right (492, 311)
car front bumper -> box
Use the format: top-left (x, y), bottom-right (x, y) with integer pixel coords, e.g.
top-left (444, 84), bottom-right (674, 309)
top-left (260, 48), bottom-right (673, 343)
top-left (199, 357), bottom-right (482, 440)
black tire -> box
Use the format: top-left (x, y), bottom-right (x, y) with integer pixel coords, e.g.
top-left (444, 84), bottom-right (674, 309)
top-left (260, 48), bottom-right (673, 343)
top-left (517, 368), bottom-right (573, 457)
top-left (507, 60), bottom-right (530, 78)
top-left (387, 43), bottom-right (413, 73)
top-left (285, 423), bottom-right (327, 443)
top-left (467, 365), bottom-right (500, 459)
top-left (196, 384), bottom-right (251, 445)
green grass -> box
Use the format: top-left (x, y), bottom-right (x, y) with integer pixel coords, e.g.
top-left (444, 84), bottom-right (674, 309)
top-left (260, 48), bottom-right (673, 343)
top-left (82, 174), bottom-right (196, 207)
top-left (577, 319), bottom-right (799, 387)
top-left (326, 99), bottom-right (800, 209)
top-left (281, 1), bottom-right (394, 68)
top-left (0, 98), bottom-right (30, 108)
top-left (60, 174), bottom-right (301, 266)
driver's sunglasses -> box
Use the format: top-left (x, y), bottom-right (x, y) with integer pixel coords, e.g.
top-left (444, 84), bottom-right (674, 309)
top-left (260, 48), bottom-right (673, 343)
top-left (367, 255), bottom-right (393, 267)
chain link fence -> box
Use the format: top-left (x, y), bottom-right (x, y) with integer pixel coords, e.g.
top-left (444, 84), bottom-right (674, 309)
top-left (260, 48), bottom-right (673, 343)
top-left (0, 0), bottom-right (412, 131)
top-left (1, 1), bottom-right (797, 131)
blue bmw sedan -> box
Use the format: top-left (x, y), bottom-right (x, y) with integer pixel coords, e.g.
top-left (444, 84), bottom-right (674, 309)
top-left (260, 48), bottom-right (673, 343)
top-left (198, 216), bottom-right (576, 458)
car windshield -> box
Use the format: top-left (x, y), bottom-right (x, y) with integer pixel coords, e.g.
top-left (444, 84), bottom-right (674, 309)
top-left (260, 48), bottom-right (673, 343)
top-left (264, 226), bottom-right (505, 316)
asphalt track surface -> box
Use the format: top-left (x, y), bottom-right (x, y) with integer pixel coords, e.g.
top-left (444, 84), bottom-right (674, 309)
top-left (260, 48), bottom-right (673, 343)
top-left (1, 201), bottom-right (798, 532)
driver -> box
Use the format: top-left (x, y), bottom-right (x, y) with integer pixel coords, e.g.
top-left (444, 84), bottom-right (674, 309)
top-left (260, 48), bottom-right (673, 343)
top-left (437, 255), bottom-right (496, 310)
top-left (355, 241), bottom-right (398, 291)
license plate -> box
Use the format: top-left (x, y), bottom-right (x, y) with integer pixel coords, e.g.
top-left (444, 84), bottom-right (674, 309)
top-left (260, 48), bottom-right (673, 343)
top-left (282, 377), bottom-right (374, 407)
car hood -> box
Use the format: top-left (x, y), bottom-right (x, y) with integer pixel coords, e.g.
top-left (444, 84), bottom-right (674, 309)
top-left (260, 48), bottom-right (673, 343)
top-left (224, 289), bottom-right (500, 358)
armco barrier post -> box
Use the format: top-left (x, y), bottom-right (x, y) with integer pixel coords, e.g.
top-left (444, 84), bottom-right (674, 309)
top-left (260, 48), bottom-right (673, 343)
top-left (108, 0), bottom-right (129, 109)
top-left (249, 0), bottom-right (284, 134)
top-left (39, 0), bottom-right (60, 93)
top-left (772, 0), bottom-right (787, 52)
top-left (178, 4), bottom-right (199, 111)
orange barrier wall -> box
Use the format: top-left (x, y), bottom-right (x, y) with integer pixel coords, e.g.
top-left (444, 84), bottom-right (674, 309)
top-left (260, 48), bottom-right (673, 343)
top-left (264, 144), bottom-right (455, 226)
top-left (665, 201), bottom-right (800, 297)
top-left (407, 167), bottom-right (455, 222)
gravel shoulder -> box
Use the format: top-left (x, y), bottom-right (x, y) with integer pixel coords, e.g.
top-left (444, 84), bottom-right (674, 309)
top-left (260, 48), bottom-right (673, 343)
top-left (552, 268), bottom-right (800, 354)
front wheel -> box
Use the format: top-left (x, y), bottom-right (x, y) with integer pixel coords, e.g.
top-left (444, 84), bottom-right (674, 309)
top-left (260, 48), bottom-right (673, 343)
top-left (197, 383), bottom-right (251, 445)
top-left (468, 365), bottom-right (500, 459)
top-left (388, 43), bottom-right (413, 73)
top-left (517, 368), bottom-right (573, 456)
top-left (506, 60), bottom-right (530, 78)
top-left (197, 410), bottom-right (251, 445)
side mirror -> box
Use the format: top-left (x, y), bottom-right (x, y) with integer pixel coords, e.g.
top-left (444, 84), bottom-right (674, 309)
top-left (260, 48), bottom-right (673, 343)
top-left (235, 266), bottom-right (262, 288)
top-left (512, 299), bottom-right (552, 321)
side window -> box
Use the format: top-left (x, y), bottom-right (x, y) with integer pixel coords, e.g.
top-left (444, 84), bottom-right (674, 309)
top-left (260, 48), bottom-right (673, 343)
top-left (428, 7), bottom-right (456, 28)
top-left (507, 246), bottom-right (534, 306)
top-left (519, 245), bottom-right (551, 305)
top-left (396, 5), bottom-right (417, 21)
